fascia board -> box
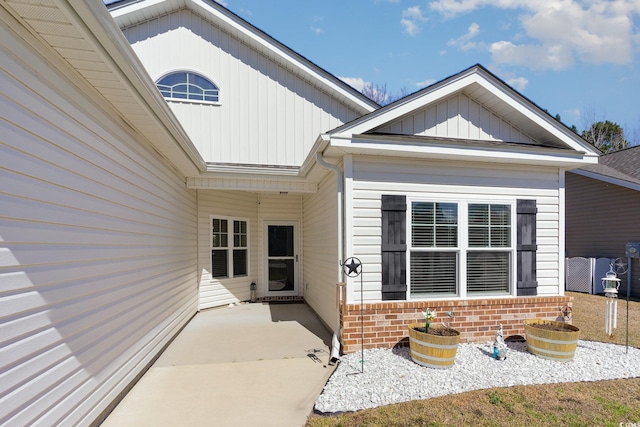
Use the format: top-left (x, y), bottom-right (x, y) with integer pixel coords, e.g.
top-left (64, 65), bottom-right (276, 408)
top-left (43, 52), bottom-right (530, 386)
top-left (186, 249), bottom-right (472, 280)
top-left (67, 0), bottom-right (206, 175)
top-left (475, 71), bottom-right (599, 156)
top-left (333, 72), bottom-right (477, 136)
top-left (188, 0), bottom-right (378, 113)
top-left (328, 136), bottom-right (599, 168)
top-left (570, 169), bottom-right (640, 192)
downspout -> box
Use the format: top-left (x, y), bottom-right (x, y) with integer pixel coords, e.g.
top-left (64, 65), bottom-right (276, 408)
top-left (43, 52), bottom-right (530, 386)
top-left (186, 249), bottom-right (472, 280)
top-left (315, 150), bottom-right (344, 364)
top-left (315, 152), bottom-right (344, 283)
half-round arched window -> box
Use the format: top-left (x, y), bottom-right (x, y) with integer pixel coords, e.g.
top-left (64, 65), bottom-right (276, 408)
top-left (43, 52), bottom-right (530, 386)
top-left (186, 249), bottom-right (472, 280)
top-left (156, 71), bottom-right (219, 103)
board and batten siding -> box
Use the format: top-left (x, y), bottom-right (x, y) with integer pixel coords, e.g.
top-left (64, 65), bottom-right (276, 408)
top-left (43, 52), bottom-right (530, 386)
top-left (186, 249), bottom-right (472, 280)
top-left (375, 92), bottom-right (538, 145)
top-left (566, 172), bottom-right (640, 297)
top-left (0, 25), bottom-right (197, 426)
top-left (347, 157), bottom-right (562, 303)
top-left (198, 190), bottom-right (303, 309)
top-left (302, 172), bottom-right (340, 332)
top-left (121, 10), bottom-right (362, 166)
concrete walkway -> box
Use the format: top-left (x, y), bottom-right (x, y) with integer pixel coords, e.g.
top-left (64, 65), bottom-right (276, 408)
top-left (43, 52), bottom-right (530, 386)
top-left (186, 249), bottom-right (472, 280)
top-left (101, 302), bottom-right (335, 427)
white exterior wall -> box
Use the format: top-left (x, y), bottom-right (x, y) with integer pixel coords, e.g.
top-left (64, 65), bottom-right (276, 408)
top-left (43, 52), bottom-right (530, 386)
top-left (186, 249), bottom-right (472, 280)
top-left (376, 93), bottom-right (538, 144)
top-left (347, 157), bottom-right (562, 303)
top-left (198, 190), bottom-right (303, 309)
top-left (0, 26), bottom-right (197, 426)
top-left (302, 172), bottom-right (340, 332)
top-left (121, 10), bottom-right (362, 166)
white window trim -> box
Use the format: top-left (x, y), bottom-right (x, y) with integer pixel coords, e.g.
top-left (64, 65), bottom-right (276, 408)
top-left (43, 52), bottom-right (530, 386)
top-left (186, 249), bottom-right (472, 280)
top-left (210, 215), bottom-right (250, 280)
top-left (156, 69), bottom-right (222, 106)
top-left (406, 196), bottom-right (516, 300)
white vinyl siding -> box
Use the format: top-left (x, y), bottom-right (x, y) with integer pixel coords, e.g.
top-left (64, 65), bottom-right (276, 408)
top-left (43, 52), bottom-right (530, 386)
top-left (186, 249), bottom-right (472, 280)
top-left (348, 157), bottom-right (562, 304)
top-left (302, 172), bottom-right (340, 332)
top-left (375, 93), bottom-right (539, 145)
top-left (121, 10), bottom-right (363, 166)
top-left (197, 191), bottom-right (302, 309)
top-left (0, 26), bottom-right (197, 426)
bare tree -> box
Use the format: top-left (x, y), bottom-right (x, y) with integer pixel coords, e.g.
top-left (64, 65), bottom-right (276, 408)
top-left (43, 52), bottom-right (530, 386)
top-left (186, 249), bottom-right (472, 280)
top-left (361, 83), bottom-right (389, 105)
top-left (581, 120), bottom-right (629, 153)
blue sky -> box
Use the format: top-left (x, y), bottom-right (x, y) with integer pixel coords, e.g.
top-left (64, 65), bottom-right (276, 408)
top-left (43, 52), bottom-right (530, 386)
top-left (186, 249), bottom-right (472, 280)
top-left (219, 0), bottom-right (640, 141)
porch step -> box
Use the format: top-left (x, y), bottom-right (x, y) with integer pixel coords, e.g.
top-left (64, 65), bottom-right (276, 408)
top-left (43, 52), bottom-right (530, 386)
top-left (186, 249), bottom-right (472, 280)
top-left (259, 296), bottom-right (305, 304)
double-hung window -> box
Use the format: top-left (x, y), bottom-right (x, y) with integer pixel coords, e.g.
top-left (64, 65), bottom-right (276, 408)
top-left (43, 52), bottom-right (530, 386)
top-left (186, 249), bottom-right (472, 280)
top-left (409, 200), bottom-right (513, 298)
top-left (211, 217), bottom-right (248, 278)
top-left (467, 204), bottom-right (511, 294)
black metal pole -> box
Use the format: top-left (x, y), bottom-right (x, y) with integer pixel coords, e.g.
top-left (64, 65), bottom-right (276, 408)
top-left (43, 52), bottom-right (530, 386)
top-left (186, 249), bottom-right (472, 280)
top-left (360, 272), bottom-right (364, 373)
top-left (627, 256), bottom-right (631, 354)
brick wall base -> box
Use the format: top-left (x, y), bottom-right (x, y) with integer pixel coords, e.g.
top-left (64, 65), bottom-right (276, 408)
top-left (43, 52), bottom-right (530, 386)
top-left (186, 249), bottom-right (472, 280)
top-left (339, 296), bottom-right (573, 354)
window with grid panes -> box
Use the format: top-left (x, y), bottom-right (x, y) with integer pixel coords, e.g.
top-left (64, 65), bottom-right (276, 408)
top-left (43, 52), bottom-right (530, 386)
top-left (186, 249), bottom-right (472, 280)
top-left (409, 201), bottom-right (513, 298)
top-left (211, 217), bottom-right (248, 278)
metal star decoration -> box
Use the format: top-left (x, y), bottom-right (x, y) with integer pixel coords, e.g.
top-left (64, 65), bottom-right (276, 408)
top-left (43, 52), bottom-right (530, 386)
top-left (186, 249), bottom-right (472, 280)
top-left (343, 257), bottom-right (362, 277)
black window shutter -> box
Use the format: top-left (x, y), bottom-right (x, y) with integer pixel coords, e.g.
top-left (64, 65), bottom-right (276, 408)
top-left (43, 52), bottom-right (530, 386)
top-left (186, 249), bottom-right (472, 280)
top-left (516, 199), bottom-right (538, 296)
top-left (381, 195), bottom-right (407, 300)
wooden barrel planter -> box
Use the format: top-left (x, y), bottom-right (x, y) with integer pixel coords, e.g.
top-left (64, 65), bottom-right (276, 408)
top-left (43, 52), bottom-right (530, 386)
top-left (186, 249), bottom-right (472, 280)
top-left (523, 319), bottom-right (580, 361)
top-left (408, 323), bottom-right (460, 369)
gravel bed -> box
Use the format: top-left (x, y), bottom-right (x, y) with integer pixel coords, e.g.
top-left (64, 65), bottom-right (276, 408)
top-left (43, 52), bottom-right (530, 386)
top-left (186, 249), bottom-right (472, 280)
top-left (314, 340), bottom-right (640, 414)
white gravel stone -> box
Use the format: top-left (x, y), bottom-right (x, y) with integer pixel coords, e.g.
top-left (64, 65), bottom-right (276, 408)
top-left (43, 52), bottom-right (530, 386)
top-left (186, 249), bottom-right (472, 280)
top-left (314, 340), bottom-right (640, 414)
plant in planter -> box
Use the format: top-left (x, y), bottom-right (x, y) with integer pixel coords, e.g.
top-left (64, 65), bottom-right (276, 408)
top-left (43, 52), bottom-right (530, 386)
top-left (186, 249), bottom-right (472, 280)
top-left (523, 319), bottom-right (580, 361)
top-left (408, 309), bottom-right (460, 369)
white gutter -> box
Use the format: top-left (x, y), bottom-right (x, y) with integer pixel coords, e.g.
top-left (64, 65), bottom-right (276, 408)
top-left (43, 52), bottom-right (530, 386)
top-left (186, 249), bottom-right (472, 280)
top-left (315, 150), bottom-right (344, 283)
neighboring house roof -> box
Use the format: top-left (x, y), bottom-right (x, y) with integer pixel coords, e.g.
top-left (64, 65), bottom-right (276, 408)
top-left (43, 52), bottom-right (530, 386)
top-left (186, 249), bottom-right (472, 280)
top-left (314, 65), bottom-right (599, 169)
top-left (106, 0), bottom-right (379, 115)
top-left (4, 0), bottom-right (205, 176)
top-left (571, 145), bottom-right (640, 192)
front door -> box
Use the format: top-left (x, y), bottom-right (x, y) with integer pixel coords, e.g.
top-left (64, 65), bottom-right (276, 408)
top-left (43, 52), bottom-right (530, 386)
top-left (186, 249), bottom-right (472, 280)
top-left (265, 222), bottom-right (298, 296)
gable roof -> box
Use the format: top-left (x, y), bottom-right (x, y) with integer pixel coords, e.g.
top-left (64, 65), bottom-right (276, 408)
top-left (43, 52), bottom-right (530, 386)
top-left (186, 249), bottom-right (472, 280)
top-left (107, 0), bottom-right (379, 115)
top-left (572, 145), bottom-right (640, 191)
top-left (316, 65), bottom-right (599, 168)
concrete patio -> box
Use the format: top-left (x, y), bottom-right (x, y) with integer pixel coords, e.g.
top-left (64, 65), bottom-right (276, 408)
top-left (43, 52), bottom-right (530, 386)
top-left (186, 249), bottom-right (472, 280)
top-left (100, 302), bottom-right (335, 427)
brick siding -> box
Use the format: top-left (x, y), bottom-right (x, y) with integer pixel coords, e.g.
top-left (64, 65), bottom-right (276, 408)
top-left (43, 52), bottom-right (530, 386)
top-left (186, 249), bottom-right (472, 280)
top-left (339, 296), bottom-right (573, 354)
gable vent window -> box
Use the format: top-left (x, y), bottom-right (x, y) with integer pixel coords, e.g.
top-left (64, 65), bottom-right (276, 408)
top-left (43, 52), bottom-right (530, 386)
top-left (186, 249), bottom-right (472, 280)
top-left (156, 72), bottom-right (219, 103)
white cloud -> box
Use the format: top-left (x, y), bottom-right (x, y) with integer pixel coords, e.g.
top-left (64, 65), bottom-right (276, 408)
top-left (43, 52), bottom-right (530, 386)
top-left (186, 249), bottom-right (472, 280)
top-left (401, 6), bottom-right (428, 36)
top-left (490, 41), bottom-right (574, 70)
top-left (447, 22), bottom-right (482, 50)
top-left (506, 76), bottom-right (528, 91)
top-left (429, 0), bottom-right (640, 69)
top-left (310, 26), bottom-right (324, 34)
top-left (416, 78), bottom-right (437, 87)
top-left (401, 18), bottom-right (421, 36)
top-left (339, 76), bottom-right (368, 91)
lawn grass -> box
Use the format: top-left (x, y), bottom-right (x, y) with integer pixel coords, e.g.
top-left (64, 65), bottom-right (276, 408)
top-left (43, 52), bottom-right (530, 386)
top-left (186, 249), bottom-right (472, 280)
top-left (306, 292), bottom-right (640, 427)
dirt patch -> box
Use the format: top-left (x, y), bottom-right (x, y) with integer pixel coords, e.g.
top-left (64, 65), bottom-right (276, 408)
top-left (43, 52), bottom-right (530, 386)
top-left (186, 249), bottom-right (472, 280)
top-left (528, 323), bottom-right (578, 332)
top-left (413, 327), bottom-right (460, 336)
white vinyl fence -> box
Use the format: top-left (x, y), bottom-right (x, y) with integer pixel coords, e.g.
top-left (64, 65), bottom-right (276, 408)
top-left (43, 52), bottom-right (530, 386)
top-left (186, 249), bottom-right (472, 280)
top-left (565, 257), bottom-right (613, 294)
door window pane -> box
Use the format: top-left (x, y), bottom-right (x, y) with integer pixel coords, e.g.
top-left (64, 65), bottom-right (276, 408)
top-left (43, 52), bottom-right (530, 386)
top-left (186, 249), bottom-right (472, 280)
top-left (268, 226), bottom-right (294, 257)
top-left (268, 259), bottom-right (294, 291)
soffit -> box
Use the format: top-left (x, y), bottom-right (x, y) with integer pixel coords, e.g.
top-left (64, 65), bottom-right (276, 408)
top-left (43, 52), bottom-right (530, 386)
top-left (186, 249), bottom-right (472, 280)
top-left (4, 0), bottom-right (204, 176)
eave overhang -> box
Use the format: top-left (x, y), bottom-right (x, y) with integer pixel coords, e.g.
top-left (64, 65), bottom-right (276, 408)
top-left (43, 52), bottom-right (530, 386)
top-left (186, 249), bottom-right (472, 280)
top-left (323, 133), bottom-right (599, 168)
top-left (570, 169), bottom-right (640, 193)
top-left (3, 0), bottom-right (206, 176)
top-left (186, 163), bottom-right (317, 193)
